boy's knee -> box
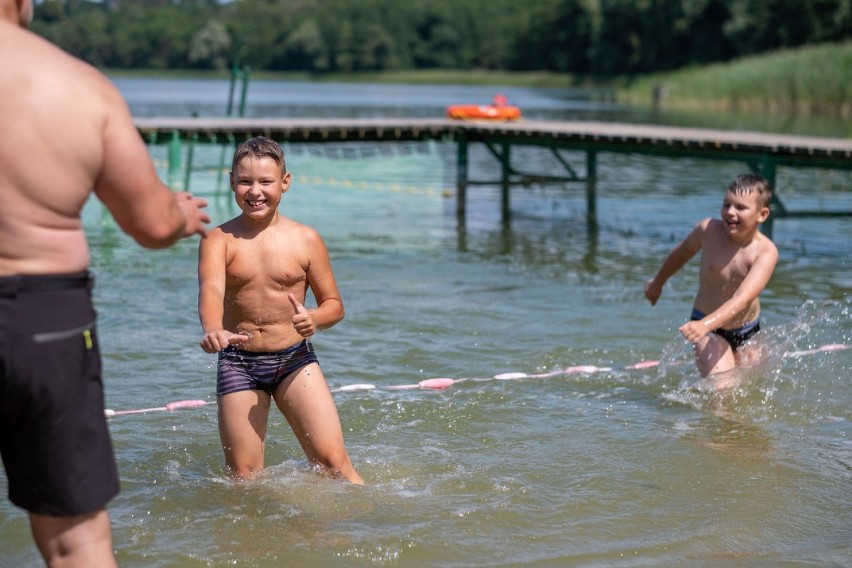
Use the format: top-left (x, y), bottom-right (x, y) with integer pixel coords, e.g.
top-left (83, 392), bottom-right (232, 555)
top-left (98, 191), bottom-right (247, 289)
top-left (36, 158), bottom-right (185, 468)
top-left (312, 450), bottom-right (353, 476)
top-left (227, 462), bottom-right (262, 480)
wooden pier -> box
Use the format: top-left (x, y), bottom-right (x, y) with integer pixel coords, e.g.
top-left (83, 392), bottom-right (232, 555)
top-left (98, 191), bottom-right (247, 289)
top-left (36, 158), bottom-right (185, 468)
top-left (135, 117), bottom-right (852, 236)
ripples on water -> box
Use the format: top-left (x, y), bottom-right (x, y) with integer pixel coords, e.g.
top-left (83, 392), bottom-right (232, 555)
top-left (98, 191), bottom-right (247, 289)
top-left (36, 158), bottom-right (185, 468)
top-left (1, 80), bottom-right (850, 566)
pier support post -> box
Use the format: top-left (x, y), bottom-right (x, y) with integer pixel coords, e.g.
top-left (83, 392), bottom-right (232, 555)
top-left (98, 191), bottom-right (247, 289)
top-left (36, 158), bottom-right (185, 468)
top-left (500, 143), bottom-right (511, 225)
top-left (217, 133), bottom-right (237, 197)
top-left (168, 131), bottom-right (182, 190)
top-left (586, 150), bottom-right (598, 234)
top-left (456, 137), bottom-right (468, 221)
top-left (759, 156), bottom-right (777, 239)
top-left (183, 132), bottom-right (198, 192)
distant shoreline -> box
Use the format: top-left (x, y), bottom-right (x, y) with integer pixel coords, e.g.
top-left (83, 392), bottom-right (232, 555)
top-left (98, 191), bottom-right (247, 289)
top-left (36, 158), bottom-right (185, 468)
top-left (107, 42), bottom-right (851, 119)
top-left (105, 68), bottom-right (585, 89)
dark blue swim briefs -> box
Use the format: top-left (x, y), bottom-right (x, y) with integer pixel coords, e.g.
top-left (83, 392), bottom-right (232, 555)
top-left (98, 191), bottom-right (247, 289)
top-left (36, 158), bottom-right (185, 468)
top-left (691, 308), bottom-right (760, 352)
top-left (216, 340), bottom-right (319, 396)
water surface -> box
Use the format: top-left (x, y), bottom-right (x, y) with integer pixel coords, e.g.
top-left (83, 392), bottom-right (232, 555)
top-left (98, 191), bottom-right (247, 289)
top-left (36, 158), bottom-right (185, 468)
top-left (0, 78), bottom-right (849, 567)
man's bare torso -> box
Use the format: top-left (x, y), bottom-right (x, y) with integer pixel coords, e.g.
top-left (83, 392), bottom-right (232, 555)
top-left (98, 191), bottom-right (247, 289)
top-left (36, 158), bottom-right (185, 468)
top-left (0, 21), bottom-right (114, 275)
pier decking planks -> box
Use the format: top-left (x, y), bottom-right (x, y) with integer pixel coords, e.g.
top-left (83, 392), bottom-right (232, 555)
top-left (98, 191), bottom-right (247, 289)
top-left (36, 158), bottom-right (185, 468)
top-left (135, 117), bottom-right (852, 167)
top-left (135, 117), bottom-right (852, 235)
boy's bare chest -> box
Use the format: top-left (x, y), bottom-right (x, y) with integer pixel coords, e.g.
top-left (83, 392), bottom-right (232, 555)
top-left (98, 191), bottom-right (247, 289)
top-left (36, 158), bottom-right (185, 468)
top-left (225, 237), bottom-right (307, 289)
top-left (702, 243), bottom-right (754, 284)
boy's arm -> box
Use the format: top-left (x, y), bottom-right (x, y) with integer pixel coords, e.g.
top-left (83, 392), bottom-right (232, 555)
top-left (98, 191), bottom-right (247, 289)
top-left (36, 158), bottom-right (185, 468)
top-left (197, 233), bottom-right (248, 353)
top-left (680, 238), bottom-right (778, 342)
top-left (294, 228), bottom-right (344, 337)
top-left (644, 220), bottom-right (706, 305)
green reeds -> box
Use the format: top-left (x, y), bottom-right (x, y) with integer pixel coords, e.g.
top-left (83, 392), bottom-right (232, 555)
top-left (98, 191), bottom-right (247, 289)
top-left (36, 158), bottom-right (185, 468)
top-left (621, 42), bottom-right (851, 116)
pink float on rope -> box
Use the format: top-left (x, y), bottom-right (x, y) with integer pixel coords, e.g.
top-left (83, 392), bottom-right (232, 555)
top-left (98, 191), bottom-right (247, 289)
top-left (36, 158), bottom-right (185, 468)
top-left (625, 360), bottom-right (660, 370)
top-left (165, 400), bottom-right (208, 410)
top-left (105, 399), bottom-right (208, 418)
top-left (418, 377), bottom-right (457, 389)
top-left (385, 377), bottom-right (459, 390)
top-left (784, 343), bottom-right (850, 358)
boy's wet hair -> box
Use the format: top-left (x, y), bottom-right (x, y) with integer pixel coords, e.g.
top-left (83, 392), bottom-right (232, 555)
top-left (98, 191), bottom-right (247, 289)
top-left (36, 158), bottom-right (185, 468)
top-left (231, 136), bottom-right (286, 174)
top-left (728, 173), bottom-right (772, 209)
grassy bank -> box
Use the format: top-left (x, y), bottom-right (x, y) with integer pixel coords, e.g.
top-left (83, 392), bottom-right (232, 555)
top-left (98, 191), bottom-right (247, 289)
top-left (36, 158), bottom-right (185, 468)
top-left (618, 42), bottom-right (851, 116)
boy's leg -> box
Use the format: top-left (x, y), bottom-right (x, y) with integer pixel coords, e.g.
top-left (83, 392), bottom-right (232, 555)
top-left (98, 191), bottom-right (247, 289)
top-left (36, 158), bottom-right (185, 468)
top-left (735, 343), bottom-right (766, 368)
top-left (29, 509), bottom-right (117, 568)
top-left (217, 390), bottom-right (271, 478)
top-left (693, 333), bottom-right (736, 378)
top-left (273, 363), bottom-right (364, 484)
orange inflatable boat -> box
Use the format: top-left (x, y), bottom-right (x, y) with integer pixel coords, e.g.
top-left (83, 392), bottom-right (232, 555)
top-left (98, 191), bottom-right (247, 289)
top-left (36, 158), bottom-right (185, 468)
top-left (446, 94), bottom-right (521, 121)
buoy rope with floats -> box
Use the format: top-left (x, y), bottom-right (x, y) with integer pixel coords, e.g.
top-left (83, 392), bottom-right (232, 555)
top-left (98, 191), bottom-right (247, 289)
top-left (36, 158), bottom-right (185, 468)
top-left (104, 399), bottom-right (208, 418)
top-left (103, 343), bottom-right (849, 418)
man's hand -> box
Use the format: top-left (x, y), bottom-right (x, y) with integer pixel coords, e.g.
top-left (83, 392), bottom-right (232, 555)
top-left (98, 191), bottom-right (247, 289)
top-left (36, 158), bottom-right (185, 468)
top-left (176, 192), bottom-right (210, 238)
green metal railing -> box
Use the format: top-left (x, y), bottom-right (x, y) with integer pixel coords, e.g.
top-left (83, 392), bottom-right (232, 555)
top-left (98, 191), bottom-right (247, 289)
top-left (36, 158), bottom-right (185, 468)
top-left (158, 49), bottom-right (251, 193)
top-left (452, 133), bottom-right (851, 238)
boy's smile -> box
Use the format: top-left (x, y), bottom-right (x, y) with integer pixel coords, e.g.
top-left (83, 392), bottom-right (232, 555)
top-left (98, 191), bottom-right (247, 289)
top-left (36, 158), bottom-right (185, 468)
top-left (245, 197), bottom-right (268, 210)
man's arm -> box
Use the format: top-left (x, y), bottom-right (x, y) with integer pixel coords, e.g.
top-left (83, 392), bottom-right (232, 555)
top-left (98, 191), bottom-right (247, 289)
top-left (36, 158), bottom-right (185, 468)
top-left (93, 80), bottom-right (208, 248)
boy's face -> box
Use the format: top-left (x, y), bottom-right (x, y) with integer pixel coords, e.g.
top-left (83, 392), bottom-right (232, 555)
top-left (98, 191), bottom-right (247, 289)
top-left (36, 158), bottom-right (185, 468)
top-left (720, 190), bottom-right (769, 238)
top-left (230, 156), bottom-right (290, 220)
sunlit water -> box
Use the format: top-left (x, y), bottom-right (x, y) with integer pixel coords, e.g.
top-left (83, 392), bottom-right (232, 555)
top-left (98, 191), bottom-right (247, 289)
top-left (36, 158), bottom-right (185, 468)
top-left (1, 79), bottom-right (850, 567)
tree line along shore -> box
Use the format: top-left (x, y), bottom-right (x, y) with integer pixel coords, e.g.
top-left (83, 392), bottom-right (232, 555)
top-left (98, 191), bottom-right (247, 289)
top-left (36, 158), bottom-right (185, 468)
top-left (107, 42), bottom-right (852, 118)
top-left (34, 0), bottom-right (851, 117)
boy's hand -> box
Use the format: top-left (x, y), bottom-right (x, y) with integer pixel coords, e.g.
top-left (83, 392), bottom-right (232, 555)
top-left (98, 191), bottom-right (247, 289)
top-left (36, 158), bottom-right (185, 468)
top-left (644, 279), bottom-right (662, 305)
top-left (678, 320), bottom-right (709, 344)
top-left (289, 293), bottom-right (316, 338)
top-left (200, 330), bottom-right (250, 353)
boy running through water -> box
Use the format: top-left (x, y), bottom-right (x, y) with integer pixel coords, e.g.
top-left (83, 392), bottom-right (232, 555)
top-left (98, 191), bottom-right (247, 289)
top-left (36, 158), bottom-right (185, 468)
top-left (198, 137), bottom-right (363, 484)
top-left (644, 174), bottom-right (778, 385)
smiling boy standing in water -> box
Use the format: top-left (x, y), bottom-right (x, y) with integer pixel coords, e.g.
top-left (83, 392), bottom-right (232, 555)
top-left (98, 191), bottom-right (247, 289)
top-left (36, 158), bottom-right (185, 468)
top-left (198, 137), bottom-right (363, 484)
top-left (644, 174), bottom-right (778, 386)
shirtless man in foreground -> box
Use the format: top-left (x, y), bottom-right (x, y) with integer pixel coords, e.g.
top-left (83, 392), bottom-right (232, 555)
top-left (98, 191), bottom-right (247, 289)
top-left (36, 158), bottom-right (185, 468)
top-left (0, 1), bottom-right (209, 565)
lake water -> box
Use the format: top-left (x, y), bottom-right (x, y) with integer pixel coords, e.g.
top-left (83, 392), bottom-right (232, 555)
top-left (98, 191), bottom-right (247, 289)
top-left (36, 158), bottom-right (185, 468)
top-left (1, 79), bottom-right (850, 567)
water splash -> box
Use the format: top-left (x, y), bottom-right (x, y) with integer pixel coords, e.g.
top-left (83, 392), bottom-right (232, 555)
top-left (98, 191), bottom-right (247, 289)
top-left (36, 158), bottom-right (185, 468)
top-left (656, 299), bottom-right (850, 422)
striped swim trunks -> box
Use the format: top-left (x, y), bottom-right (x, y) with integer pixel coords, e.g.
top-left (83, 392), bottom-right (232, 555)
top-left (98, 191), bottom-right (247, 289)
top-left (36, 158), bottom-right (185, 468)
top-left (216, 340), bottom-right (319, 396)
